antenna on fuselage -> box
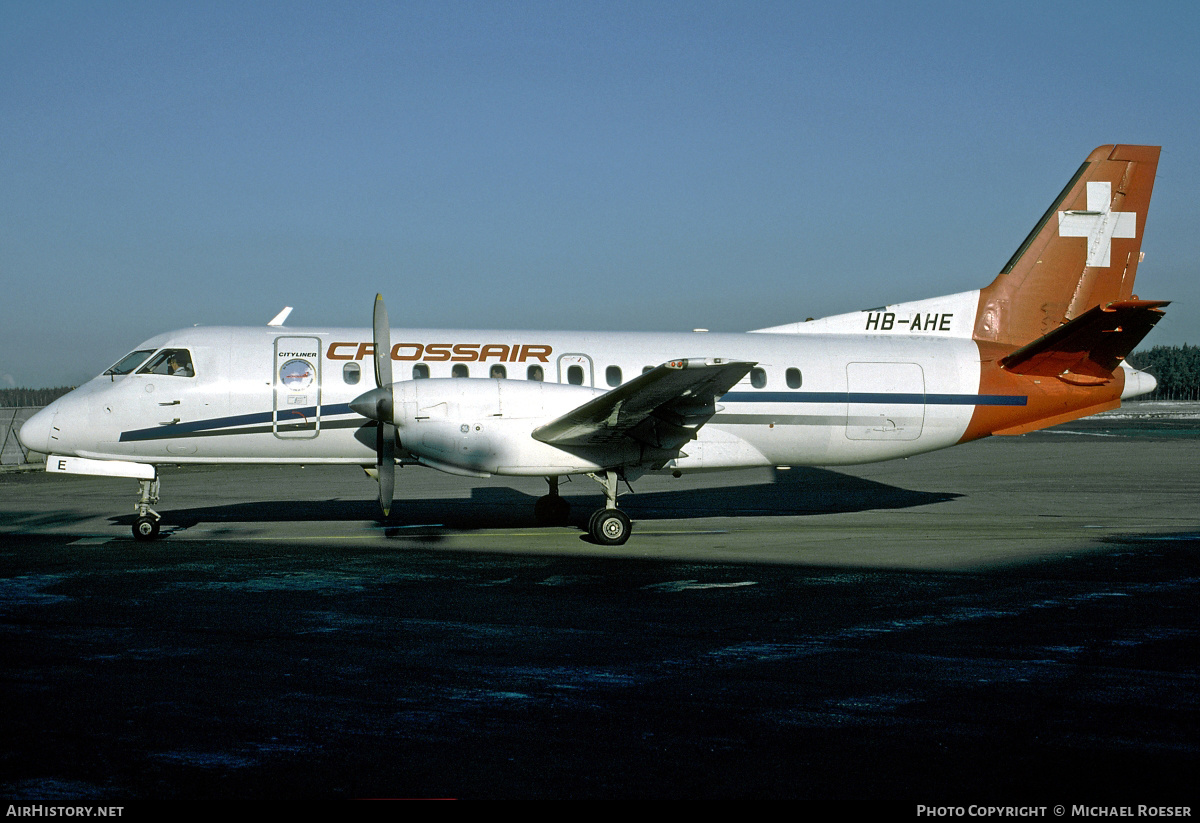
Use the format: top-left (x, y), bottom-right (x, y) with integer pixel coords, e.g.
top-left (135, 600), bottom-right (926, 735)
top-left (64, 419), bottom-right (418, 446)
top-left (267, 307), bottom-right (293, 327)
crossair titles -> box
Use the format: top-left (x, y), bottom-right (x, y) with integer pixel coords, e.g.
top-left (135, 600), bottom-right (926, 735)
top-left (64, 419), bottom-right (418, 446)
top-left (327, 342), bottom-right (553, 363)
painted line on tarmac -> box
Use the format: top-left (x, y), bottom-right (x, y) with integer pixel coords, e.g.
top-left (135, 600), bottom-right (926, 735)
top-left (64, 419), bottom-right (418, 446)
top-left (208, 528), bottom-right (733, 542)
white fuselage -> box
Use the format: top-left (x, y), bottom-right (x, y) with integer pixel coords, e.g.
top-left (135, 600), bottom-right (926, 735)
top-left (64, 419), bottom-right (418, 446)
top-left (26, 321), bottom-right (991, 476)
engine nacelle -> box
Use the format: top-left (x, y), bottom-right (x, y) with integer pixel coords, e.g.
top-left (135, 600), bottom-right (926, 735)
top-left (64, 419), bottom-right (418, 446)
top-left (390, 378), bottom-right (620, 476)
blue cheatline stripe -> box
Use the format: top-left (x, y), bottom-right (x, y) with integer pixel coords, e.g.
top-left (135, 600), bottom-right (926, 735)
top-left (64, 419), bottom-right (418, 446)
top-left (119, 392), bottom-right (1028, 443)
top-left (120, 403), bottom-right (357, 442)
top-left (721, 392), bottom-right (1027, 406)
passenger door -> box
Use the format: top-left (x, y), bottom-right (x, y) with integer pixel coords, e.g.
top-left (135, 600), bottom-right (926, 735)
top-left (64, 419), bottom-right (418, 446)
top-left (273, 336), bottom-right (322, 438)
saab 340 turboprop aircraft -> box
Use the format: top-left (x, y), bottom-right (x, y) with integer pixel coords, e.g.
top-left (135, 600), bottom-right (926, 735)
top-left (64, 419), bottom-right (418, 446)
top-left (20, 144), bottom-right (1167, 545)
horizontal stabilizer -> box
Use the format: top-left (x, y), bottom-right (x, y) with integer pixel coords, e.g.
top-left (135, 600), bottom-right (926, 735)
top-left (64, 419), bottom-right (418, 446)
top-left (533, 358), bottom-right (754, 450)
top-left (1000, 300), bottom-right (1169, 380)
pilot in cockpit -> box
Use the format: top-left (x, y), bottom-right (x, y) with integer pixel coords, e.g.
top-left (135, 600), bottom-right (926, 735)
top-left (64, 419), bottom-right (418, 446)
top-left (167, 352), bottom-right (194, 377)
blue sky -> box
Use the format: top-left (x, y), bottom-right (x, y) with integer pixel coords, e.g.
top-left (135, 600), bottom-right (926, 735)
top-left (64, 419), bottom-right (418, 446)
top-left (3, 1), bottom-right (1198, 387)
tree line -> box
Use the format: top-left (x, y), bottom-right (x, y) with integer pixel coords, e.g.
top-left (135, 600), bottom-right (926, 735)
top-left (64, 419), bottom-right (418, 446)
top-left (1, 344), bottom-right (1198, 406)
top-left (1126, 344), bottom-right (1200, 401)
top-left (0, 387), bottom-right (74, 407)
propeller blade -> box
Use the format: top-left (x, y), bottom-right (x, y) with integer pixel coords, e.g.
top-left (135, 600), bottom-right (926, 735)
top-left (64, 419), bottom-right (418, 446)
top-left (378, 421), bottom-right (396, 517)
top-left (369, 294), bottom-right (396, 517)
top-left (373, 293), bottom-right (392, 388)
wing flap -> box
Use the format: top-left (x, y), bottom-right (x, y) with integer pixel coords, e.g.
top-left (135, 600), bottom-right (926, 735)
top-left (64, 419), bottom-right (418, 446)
top-left (532, 358), bottom-right (755, 450)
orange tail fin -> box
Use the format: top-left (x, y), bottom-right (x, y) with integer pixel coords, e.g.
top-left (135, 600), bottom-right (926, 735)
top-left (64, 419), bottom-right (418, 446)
top-left (975, 145), bottom-right (1161, 348)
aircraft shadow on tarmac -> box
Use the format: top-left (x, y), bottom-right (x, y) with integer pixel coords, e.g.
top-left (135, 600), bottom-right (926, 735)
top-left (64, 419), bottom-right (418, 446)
top-left (110, 467), bottom-right (961, 534)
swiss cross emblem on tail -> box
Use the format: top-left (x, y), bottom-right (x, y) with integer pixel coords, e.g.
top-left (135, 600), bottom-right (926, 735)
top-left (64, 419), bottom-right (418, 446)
top-left (1057, 181), bottom-right (1136, 267)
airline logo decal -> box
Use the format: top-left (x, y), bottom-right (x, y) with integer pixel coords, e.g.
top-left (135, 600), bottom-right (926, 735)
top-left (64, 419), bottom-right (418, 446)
top-left (326, 342), bottom-right (552, 363)
top-left (279, 359), bottom-right (314, 390)
top-left (1057, 182), bottom-right (1136, 267)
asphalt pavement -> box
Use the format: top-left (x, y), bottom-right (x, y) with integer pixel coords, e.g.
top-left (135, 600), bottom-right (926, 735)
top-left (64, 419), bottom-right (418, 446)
top-left (1, 419), bottom-right (1197, 808)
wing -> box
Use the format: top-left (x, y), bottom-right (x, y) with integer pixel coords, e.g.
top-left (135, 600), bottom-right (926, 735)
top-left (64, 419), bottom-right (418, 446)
top-left (532, 358), bottom-right (755, 450)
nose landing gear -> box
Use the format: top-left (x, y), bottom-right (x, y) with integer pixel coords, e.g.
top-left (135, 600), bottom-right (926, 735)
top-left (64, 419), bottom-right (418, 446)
top-left (132, 477), bottom-right (161, 541)
top-left (45, 456), bottom-right (164, 542)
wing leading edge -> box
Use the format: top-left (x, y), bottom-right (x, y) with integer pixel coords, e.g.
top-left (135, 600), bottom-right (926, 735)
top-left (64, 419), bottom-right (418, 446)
top-left (532, 358), bottom-right (755, 451)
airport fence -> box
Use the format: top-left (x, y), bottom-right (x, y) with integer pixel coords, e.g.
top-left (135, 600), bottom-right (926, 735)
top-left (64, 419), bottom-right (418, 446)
top-left (0, 407), bottom-right (45, 467)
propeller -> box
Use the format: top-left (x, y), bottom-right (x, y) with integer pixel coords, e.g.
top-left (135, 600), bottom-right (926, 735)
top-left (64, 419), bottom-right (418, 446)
top-left (349, 294), bottom-right (396, 516)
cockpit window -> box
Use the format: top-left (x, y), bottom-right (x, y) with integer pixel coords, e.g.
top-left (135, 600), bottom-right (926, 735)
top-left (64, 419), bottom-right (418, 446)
top-left (138, 348), bottom-right (196, 378)
top-left (105, 349), bottom-right (156, 376)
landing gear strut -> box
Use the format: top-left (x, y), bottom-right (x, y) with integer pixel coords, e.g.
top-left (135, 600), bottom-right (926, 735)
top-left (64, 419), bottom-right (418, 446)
top-left (534, 476), bottom-right (571, 526)
top-left (585, 470), bottom-right (631, 546)
top-left (132, 477), bottom-right (161, 541)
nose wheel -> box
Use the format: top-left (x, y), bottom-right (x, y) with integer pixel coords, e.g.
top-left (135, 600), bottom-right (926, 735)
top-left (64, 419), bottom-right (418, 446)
top-left (132, 477), bottom-right (162, 541)
top-left (133, 515), bottom-right (160, 541)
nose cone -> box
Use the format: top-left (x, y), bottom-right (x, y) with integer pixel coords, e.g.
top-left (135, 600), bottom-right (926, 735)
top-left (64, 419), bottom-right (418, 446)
top-left (17, 405), bottom-right (56, 454)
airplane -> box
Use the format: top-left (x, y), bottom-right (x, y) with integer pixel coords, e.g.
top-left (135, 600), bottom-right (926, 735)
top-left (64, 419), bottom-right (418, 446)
top-left (19, 144), bottom-right (1167, 545)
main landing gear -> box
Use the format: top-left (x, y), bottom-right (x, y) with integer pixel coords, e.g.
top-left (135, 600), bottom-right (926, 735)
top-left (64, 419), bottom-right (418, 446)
top-left (585, 471), bottom-right (631, 545)
top-left (132, 477), bottom-right (162, 541)
top-left (533, 471), bottom-right (633, 545)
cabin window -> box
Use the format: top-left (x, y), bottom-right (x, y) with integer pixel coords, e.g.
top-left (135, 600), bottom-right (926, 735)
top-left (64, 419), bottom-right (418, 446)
top-left (452, 364), bottom-right (469, 378)
top-left (105, 349), bottom-right (155, 376)
top-left (527, 365), bottom-right (544, 381)
top-left (606, 366), bottom-right (622, 387)
top-left (567, 365), bottom-right (584, 385)
top-left (138, 349), bottom-right (195, 378)
top-left (343, 363), bottom-right (361, 385)
top-left (413, 364), bottom-right (429, 379)
top-left (786, 367), bottom-right (802, 389)
top-left (750, 367), bottom-right (767, 389)
top-left (490, 364), bottom-right (507, 379)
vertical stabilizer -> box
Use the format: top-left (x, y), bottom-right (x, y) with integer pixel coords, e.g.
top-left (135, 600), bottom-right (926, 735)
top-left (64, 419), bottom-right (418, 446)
top-left (975, 145), bottom-right (1160, 347)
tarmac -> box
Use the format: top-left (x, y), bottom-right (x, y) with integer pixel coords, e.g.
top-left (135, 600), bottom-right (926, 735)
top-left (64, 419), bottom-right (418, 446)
top-left (1, 415), bottom-right (1198, 806)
